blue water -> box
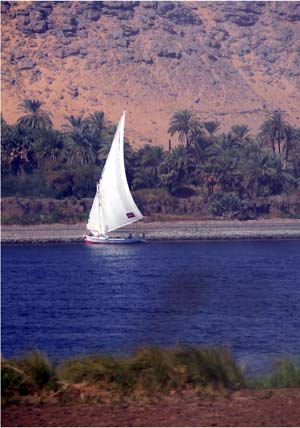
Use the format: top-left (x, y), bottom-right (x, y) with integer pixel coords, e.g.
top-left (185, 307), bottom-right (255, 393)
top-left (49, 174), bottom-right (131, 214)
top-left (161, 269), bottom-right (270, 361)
top-left (2, 241), bottom-right (300, 372)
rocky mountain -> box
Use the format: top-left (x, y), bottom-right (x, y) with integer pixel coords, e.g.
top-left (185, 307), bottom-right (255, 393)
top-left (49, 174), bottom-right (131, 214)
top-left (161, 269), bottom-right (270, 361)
top-left (1, 1), bottom-right (300, 146)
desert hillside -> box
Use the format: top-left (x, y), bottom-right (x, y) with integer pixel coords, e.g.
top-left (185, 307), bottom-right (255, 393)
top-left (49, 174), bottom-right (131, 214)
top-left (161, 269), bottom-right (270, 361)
top-left (1, 1), bottom-right (300, 146)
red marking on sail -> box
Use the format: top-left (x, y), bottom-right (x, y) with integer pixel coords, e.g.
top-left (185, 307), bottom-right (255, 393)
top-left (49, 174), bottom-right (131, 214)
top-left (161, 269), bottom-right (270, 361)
top-left (126, 212), bottom-right (135, 218)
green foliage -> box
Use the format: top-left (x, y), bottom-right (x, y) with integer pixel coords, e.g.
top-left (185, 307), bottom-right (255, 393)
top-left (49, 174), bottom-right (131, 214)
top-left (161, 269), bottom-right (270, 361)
top-left (230, 124), bottom-right (251, 144)
top-left (1, 170), bottom-right (52, 198)
top-left (258, 357), bottom-right (300, 388)
top-left (127, 347), bottom-right (177, 392)
top-left (1, 351), bottom-right (58, 405)
top-left (71, 164), bottom-right (99, 198)
top-left (87, 110), bottom-right (112, 154)
top-left (63, 115), bottom-right (95, 166)
top-left (1, 363), bottom-right (33, 399)
top-left (208, 192), bottom-right (244, 219)
top-left (159, 145), bottom-right (194, 194)
top-left (1, 106), bottom-right (300, 220)
top-left (59, 355), bottom-right (130, 391)
top-left (18, 350), bottom-right (58, 391)
top-left (132, 144), bottom-right (166, 189)
top-left (3, 348), bottom-right (300, 406)
top-left (35, 129), bottom-right (66, 161)
top-left (203, 120), bottom-right (220, 137)
top-left (59, 346), bottom-right (244, 394)
top-left (168, 109), bottom-right (202, 147)
top-left (17, 99), bottom-right (53, 131)
top-left (1, 118), bottom-right (22, 154)
top-left (173, 346), bottom-right (244, 389)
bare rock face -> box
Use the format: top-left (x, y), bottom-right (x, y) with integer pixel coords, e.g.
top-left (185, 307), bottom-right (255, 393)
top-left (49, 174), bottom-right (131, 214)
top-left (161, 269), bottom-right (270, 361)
top-left (31, 2), bottom-right (53, 18)
top-left (29, 9), bottom-right (49, 33)
top-left (1, 2), bottom-right (11, 14)
top-left (157, 46), bottom-right (182, 59)
top-left (67, 85), bottom-right (79, 98)
top-left (1, 1), bottom-right (300, 145)
top-left (216, 2), bottom-right (264, 26)
top-left (102, 1), bottom-right (138, 20)
top-left (102, 1), bottom-right (138, 10)
top-left (141, 1), bottom-right (157, 9)
top-left (14, 3), bottom-right (52, 35)
top-left (158, 3), bottom-right (202, 26)
top-left (54, 47), bottom-right (80, 59)
top-left (284, 2), bottom-right (300, 22)
top-left (61, 17), bottom-right (78, 37)
top-left (157, 2), bottom-right (174, 15)
top-left (83, 8), bottom-right (101, 22)
top-left (17, 58), bottom-right (36, 71)
top-left (76, 1), bottom-right (102, 22)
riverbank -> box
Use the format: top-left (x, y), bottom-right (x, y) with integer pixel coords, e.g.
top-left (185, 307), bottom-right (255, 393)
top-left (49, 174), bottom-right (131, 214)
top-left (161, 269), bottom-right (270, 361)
top-left (2, 388), bottom-right (300, 427)
top-left (1, 219), bottom-right (300, 244)
top-left (2, 346), bottom-right (300, 426)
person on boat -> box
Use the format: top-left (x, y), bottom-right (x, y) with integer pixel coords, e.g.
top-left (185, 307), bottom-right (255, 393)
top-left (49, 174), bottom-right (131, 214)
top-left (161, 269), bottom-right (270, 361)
top-left (128, 233), bottom-right (132, 239)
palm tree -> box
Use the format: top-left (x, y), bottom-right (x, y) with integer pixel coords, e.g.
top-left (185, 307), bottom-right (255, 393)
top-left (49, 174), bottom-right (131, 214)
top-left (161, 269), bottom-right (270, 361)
top-left (203, 120), bottom-right (220, 138)
top-left (137, 145), bottom-right (165, 168)
top-left (260, 110), bottom-right (288, 156)
top-left (240, 145), bottom-right (286, 198)
top-left (1, 116), bottom-right (20, 154)
top-left (168, 109), bottom-right (201, 148)
top-left (97, 123), bottom-right (117, 161)
top-left (205, 134), bottom-right (240, 194)
top-left (87, 111), bottom-right (111, 152)
top-left (282, 124), bottom-right (300, 165)
top-left (231, 124), bottom-right (251, 144)
top-left (133, 144), bottom-right (165, 189)
top-left (17, 99), bottom-right (53, 131)
top-left (63, 115), bottom-right (94, 166)
top-left (36, 129), bottom-right (66, 161)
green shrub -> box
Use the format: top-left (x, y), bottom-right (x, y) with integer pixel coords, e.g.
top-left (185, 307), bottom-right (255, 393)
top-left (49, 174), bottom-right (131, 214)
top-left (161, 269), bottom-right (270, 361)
top-left (18, 350), bottom-right (58, 391)
top-left (173, 346), bottom-right (244, 389)
top-left (208, 192), bottom-right (244, 219)
top-left (59, 355), bottom-right (128, 387)
top-left (1, 363), bottom-right (34, 399)
top-left (4, 347), bottom-right (300, 407)
top-left (258, 357), bottom-right (300, 388)
top-left (59, 346), bottom-right (244, 395)
top-left (127, 347), bottom-right (177, 392)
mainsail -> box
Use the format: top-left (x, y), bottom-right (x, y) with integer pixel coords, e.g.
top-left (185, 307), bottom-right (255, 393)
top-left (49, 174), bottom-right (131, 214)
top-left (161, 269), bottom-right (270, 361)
top-left (87, 111), bottom-right (144, 236)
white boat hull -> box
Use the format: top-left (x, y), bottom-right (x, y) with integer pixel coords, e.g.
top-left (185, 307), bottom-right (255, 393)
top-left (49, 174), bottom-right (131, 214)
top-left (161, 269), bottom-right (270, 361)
top-left (85, 235), bottom-right (145, 244)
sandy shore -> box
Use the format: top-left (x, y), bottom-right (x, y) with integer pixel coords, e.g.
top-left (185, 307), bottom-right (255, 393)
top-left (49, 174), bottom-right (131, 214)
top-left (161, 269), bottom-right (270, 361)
top-left (1, 219), bottom-right (300, 243)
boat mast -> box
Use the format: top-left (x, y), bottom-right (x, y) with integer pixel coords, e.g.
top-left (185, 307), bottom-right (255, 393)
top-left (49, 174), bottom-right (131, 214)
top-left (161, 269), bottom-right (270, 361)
top-left (96, 181), bottom-right (105, 237)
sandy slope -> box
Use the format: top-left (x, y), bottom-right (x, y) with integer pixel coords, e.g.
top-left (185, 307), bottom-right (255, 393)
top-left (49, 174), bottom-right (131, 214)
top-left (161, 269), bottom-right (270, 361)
top-left (2, 2), bottom-right (300, 146)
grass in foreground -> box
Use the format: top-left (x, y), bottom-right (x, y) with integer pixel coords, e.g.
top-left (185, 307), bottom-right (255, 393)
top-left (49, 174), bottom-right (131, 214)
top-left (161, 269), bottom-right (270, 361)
top-left (2, 347), bottom-right (300, 407)
top-left (257, 357), bottom-right (300, 388)
top-left (1, 350), bottom-right (58, 406)
top-left (59, 346), bottom-right (244, 395)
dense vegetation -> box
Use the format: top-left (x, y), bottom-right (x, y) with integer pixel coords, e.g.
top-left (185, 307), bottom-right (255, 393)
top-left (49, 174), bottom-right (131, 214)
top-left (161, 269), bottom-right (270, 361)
top-left (2, 347), bottom-right (300, 407)
top-left (2, 100), bottom-right (300, 220)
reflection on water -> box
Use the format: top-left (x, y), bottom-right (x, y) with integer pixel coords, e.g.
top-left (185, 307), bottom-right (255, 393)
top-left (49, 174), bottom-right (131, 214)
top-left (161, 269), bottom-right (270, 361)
top-left (2, 240), bottom-right (300, 372)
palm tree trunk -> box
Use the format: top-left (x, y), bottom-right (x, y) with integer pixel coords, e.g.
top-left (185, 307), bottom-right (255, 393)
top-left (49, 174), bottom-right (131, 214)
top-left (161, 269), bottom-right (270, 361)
top-left (271, 138), bottom-right (275, 154)
top-left (277, 136), bottom-right (281, 156)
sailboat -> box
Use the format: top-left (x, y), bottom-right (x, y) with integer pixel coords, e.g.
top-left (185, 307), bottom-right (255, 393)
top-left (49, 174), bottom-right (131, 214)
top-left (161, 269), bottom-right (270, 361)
top-left (85, 111), bottom-right (145, 244)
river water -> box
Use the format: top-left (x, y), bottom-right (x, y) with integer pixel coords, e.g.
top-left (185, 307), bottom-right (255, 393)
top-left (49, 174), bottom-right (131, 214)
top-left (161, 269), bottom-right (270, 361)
top-left (2, 240), bottom-right (300, 373)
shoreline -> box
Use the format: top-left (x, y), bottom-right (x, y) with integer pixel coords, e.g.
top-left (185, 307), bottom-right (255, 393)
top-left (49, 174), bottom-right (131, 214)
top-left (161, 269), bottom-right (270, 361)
top-left (3, 388), bottom-right (300, 427)
top-left (2, 219), bottom-right (300, 244)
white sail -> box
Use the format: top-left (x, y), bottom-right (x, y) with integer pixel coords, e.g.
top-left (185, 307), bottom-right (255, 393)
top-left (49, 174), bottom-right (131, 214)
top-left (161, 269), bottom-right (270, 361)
top-left (87, 185), bottom-right (102, 235)
top-left (87, 111), bottom-right (143, 236)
